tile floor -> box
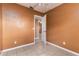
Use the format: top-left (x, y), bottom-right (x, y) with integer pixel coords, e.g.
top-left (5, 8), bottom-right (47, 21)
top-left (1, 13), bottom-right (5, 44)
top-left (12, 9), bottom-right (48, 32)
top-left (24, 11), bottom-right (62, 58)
top-left (0, 41), bottom-right (77, 56)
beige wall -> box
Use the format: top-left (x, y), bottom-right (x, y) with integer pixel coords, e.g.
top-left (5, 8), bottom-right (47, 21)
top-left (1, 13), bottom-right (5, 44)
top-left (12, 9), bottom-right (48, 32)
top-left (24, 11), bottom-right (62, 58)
top-left (47, 3), bottom-right (79, 53)
top-left (0, 4), bottom-right (2, 51)
top-left (2, 4), bottom-right (42, 50)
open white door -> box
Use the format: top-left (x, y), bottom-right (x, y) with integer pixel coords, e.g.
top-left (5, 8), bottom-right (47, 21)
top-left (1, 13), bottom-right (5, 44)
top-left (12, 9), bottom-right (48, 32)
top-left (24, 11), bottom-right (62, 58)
top-left (41, 15), bottom-right (46, 47)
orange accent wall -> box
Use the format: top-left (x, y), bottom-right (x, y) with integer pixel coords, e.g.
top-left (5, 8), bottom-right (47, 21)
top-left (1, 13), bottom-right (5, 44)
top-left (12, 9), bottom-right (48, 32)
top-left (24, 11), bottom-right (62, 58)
top-left (0, 4), bottom-right (2, 51)
top-left (2, 4), bottom-right (42, 50)
top-left (47, 3), bottom-right (79, 53)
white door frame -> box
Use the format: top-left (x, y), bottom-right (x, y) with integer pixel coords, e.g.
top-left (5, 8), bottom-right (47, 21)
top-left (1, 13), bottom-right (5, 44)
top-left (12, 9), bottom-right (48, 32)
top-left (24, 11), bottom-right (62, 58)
top-left (41, 15), bottom-right (46, 47)
top-left (34, 15), bottom-right (46, 46)
top-left (34, 15), bottom-right (42, 45)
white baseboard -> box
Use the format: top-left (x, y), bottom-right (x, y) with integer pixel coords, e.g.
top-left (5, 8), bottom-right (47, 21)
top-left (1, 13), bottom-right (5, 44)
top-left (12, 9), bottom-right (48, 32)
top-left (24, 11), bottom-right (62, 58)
top-left (1, 41), bottom-right (79, 56)
top-left (47, 41), bottom-right (79, 56)
top-left (1, 42), bottom-right (34, 53)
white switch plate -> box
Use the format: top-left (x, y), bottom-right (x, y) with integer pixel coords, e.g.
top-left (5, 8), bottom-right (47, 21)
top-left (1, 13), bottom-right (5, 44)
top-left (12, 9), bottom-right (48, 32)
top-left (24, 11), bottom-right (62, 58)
top-left (32, 27), bottom-right (35, 30)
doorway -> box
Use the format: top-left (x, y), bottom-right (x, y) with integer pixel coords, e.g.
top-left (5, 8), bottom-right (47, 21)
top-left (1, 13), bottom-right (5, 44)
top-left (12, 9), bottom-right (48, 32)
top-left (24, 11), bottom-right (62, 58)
top-left (34, 15), bottom-right (46, 47)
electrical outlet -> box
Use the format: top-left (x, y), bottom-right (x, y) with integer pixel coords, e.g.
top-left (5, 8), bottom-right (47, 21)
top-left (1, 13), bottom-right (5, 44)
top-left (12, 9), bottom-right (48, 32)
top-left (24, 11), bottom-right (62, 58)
top-left (62, 41), bottom-right (66, 45)
top-left (14, 41), bottom-right (17, 44)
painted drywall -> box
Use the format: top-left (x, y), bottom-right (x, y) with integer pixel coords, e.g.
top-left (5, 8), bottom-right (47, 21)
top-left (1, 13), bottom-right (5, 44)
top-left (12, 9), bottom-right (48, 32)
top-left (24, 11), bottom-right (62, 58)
top-left (47, 3), bottom-right (79, 53)
top-left (0, 4), bottom-right (2, 51)
top-left (2, 3), bottom-right (42, 50)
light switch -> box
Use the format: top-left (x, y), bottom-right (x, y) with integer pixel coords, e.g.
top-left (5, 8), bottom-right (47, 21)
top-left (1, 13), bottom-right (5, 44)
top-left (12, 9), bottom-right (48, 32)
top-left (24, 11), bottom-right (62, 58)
top-left (32, 27), bottom-right (35, 30)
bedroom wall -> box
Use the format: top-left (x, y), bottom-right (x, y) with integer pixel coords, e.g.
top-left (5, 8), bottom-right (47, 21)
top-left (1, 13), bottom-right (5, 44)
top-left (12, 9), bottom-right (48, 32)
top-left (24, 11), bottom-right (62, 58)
top-left (2, 3), bottom-right (42, 50)
top-left (0, 4), bottom-right (2, 51)
top-left (47, 3), bottom-right (79, 53)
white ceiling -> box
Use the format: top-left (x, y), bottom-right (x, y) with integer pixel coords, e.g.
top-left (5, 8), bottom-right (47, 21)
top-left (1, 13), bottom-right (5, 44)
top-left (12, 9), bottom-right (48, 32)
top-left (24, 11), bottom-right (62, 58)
top-left (18, 3), bottom-right (62, 13)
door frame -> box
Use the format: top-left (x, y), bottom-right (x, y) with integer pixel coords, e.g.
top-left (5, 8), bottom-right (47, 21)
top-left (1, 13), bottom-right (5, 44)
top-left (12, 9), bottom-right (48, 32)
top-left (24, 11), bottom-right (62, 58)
top-left (34, 15), bottom-right (42, 45)
top-left (41, 15), bottom-right (47, 47)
